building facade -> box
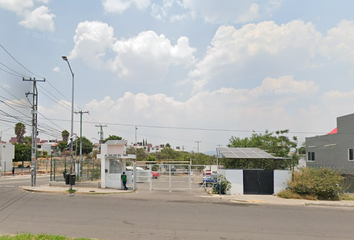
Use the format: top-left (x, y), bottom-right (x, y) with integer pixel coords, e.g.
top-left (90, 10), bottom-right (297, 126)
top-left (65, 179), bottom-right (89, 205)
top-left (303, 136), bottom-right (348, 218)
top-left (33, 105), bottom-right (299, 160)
top-left (306, 113), bottom-right (354, 174)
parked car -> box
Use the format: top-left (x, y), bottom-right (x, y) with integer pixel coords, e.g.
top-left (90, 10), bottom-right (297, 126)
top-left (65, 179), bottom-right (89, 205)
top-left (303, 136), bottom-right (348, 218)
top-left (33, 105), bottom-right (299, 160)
top-left (152, 171), bottom-right (160, 179)
top-left (203, 175), bottom-right (218, 187)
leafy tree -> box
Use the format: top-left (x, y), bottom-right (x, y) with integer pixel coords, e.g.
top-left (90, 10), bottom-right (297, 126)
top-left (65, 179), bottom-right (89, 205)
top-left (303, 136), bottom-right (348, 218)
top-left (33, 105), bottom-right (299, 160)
top-left (14, 122), bottom-right (26, 143)
top-left (61, 130), bottom-right (69, 143)
top-left (24, 136), bottom-right (32, 145)
top-left (73, 137), bottom-right (93, 155)
top-left (103, 135), bottom-right (122, 143)
top-left (13, 143), bottom-right (31, 166)
top-left (165, 143), bottom-right (171, 148)
top-left (58, 142), bottom-right (68, 153)
top-left (224, 129), bottom-right (298, 170)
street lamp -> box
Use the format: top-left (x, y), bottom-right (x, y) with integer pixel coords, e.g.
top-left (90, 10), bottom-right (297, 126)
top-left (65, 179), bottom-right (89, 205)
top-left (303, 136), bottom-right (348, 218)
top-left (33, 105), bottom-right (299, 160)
top-left (62, 55), bottom-right (74, 191)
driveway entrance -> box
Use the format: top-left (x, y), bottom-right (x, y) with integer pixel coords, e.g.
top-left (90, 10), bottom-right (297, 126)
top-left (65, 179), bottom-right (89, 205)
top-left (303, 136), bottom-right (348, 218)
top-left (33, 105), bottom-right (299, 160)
top-left (135, 164), bottom-right (205, 192)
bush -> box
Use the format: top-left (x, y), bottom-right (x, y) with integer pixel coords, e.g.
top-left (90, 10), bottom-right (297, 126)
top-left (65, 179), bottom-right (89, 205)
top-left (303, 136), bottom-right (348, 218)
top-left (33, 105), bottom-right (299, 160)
top-left (289, 168), bottom-right (343, 200)
top-left (212, 175), bottom-right (231, 194)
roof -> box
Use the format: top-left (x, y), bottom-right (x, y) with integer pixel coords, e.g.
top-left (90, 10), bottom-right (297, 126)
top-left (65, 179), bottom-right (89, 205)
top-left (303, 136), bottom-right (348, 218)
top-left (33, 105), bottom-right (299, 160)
top-left (217, 147), bottom-right (279, 159)
top-left (327, 128), bottom-right (337, 135)
top-left (105, 140), bottom-right (128, 145)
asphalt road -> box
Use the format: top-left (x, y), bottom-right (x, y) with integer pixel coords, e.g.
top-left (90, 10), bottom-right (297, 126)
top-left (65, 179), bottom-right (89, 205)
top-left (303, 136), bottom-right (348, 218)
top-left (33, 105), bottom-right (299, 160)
top-left (1, 176), bottom-right (354, 240)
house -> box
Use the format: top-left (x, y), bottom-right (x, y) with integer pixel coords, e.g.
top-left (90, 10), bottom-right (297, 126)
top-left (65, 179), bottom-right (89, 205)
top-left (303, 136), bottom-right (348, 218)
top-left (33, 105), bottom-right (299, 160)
top-left (0, 142), bottom-right (15, 172)
top-left (305, 113), bottom-right (354, 174)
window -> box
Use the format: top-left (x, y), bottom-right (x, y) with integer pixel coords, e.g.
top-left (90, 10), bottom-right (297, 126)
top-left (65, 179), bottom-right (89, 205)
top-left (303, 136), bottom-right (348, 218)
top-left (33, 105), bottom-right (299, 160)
top-left (109, 160), bottom-right (122, 173)
top-left (349, 149), bottom-right (354, 161)
top-left (307, 152), bottom-right (315, 161)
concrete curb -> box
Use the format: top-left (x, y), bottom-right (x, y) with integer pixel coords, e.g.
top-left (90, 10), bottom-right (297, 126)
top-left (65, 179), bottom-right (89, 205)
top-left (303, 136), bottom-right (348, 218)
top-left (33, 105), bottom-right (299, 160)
top-left (21, 186), bottom-right (135, 195)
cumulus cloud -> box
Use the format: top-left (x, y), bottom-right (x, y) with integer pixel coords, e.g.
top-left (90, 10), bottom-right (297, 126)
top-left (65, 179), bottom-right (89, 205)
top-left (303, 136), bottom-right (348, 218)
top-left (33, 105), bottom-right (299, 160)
top-left (188, 20), bottom-right (323, 92)
top-left (80, 75), bottom-right (318, 149)
top-left (321, 20), bottom-right (354, 62)
top-left (0, 0), bottom-right (55, 31)
top-left (0, 0), bottom-right (33, 14)
top-left (179, 0), bottom-right (277, 24)
top-left (19, 6), bottom-right (55, 32)
top-left (69, 21), bottom-right (196, 82)
top-left (111, 31), bottom-right (195, 82)
top-left (102, 0), bottom-right (150, 13)
top-left (69, 21), bottom-right (116, 68)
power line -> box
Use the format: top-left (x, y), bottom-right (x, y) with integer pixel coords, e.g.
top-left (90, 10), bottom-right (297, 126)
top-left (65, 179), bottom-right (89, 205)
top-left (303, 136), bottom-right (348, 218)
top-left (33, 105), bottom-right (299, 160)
top-left (0, 43), bottom-right (45, 78)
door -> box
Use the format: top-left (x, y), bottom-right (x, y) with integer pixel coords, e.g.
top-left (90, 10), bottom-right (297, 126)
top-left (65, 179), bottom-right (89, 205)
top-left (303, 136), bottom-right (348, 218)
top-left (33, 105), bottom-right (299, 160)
top-left (243, 170), bottom-right (274, 195)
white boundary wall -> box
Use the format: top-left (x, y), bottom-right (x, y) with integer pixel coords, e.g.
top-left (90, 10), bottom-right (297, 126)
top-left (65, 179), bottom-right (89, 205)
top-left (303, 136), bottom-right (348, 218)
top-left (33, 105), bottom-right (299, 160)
top-left (219, 169), bottom-right (291, 195)
top-left (274, 170), bottom-right (292, 194)
top-left (219, 169), bottom-right (243, 195)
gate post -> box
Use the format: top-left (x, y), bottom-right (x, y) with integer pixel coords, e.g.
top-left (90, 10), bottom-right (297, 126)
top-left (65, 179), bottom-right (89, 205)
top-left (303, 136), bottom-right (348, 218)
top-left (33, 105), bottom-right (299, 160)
top-left (169, 164), bottom-right (172, 192)
top-left (188, 164), bottom-right (191, 191)
top-left (133, 162), bottom-right (137, 190)
top-left (149, 164), bottom-right (152, 191)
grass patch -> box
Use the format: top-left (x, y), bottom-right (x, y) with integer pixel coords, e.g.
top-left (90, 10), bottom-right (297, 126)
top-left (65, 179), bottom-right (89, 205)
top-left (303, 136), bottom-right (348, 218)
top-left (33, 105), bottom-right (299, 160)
top-left (0, 233), bottom-right (91, 240)
top-left (67, 189), bottom-right (76, 194)
top-left (277, 189), bottom-right (317, 200)
top-left (339, 194), bottom-right (354, 201)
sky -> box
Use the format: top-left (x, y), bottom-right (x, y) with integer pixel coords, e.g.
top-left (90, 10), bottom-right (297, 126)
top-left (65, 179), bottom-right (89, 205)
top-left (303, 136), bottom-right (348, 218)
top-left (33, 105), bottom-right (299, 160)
top-left (1, 0), bottom-right (354, 153)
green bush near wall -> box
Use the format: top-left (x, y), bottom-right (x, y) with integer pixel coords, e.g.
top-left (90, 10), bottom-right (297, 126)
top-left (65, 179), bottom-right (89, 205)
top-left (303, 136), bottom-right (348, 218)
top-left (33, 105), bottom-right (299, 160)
top-left (288, 168), bottom-right (343, 200)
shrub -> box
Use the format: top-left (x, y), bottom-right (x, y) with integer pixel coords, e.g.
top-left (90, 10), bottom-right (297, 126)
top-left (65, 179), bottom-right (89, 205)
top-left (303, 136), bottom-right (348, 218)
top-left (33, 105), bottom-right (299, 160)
top-left (289, 168), bottom-right (343, 200)
top-left (212, 175), bottom-right (231, 194)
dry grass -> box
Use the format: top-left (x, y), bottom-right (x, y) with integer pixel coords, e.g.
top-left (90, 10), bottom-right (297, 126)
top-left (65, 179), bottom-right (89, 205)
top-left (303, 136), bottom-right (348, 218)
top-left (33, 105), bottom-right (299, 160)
top-left (277, 189), bottom-right (317, 200)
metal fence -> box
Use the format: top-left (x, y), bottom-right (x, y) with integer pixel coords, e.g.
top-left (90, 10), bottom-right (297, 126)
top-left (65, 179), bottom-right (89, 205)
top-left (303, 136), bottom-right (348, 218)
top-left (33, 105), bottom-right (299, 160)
top-left (49, 156), bottom-right (101, 182)
top-left (134, 163), bottom-right (207, 192)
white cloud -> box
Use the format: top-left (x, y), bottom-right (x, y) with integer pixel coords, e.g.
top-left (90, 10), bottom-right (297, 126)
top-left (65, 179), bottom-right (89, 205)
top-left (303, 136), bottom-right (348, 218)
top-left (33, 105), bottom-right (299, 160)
top-left (0, 0), bottom-right (33, 14)
top-left (70, 21), bottom-right (196, 82)
top-left (102, 0), bottom-right (150, 13)
top-left (250, 76), bottom-right (318, 97)
top-left (0, 0), bottom-right (55, 32)
top-left (180, 0), bottom-right (276, 24)
top-left (188, 20), bottom-right (322, 92)
top-left (69, 21), bottom-right (116, 68)
top-left (81, 75), bottom-right (317, 149)
top-left (111, 31), bottom-right (195, 82)
top-left (321, 20), bottom-right (354, 63)
top-left (19, 6), bottom-right (55, 32)
top-left (52, 67), bottom-right (60, 72)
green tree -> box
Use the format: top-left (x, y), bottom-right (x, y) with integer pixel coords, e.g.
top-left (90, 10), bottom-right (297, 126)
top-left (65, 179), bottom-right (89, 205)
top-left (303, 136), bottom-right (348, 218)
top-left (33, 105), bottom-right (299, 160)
top-left (225, 129), bottom-right (298, 169)
top-left (14, 122), bottom-right (26, 143)
top-left (58, 142), bottom-right (68, 153)
top-left (165, 143), bottom-right (171, 148)
top-left (13, 143), bottom-right (31, 166)
top-left (73, 137), bottom-right (93, 155)
top-left (103, 135), bottom-right (123, 143)
top-left (62, 130), bottom-right (69, 143)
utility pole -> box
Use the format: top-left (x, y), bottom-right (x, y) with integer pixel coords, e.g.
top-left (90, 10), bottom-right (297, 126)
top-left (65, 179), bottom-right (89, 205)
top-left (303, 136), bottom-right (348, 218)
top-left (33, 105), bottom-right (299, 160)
top-left (23, 77), bottom-right (45, 187)
top-left (195, 141), bottom-right (201, 153)
top-left (95, 125), bottom-right (107, 143)
top-left (75, 111), bottom-right (88, 178)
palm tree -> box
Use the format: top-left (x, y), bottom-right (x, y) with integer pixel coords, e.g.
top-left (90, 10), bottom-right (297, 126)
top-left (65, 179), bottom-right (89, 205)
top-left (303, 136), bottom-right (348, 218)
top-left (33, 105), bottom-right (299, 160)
top-left (62, 130), bottom-right (69, 143)
top-left (14, 122), bottom-right (26, 143)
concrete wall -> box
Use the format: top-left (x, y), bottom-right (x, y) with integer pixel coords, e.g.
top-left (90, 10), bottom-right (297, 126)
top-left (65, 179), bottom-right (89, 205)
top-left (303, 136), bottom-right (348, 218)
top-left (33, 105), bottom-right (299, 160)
top-left (219, 169), bottom-right (243, 195)
top-left (306, 113), bottom-right (354, 173)
top-left (274, 170), bottom-right (292, 194)
top-left (0, 143), bottom-right (15, 172)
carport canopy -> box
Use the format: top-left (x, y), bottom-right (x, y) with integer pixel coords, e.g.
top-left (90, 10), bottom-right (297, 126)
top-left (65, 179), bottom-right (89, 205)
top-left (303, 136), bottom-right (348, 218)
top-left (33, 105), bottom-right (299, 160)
top-left (216, 147), bottom-right (282, 159)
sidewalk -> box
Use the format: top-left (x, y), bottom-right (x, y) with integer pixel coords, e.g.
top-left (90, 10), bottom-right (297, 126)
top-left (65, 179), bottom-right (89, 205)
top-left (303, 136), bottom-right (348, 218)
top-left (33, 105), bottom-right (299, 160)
top-left (214, 194), bottom-right (354, 208)
top-left (22, 184), bottom-right (134, 194)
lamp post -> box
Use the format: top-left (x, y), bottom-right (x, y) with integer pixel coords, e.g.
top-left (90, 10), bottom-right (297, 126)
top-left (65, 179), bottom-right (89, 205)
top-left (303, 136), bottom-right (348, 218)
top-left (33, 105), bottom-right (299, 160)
top-left (62, 55), bottom-right (74, 191)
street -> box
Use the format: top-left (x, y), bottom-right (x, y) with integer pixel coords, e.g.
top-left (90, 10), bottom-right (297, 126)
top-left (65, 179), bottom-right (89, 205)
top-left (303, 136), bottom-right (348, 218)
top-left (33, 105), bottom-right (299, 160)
top-left (1, 175), bottom-right (354, 240)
